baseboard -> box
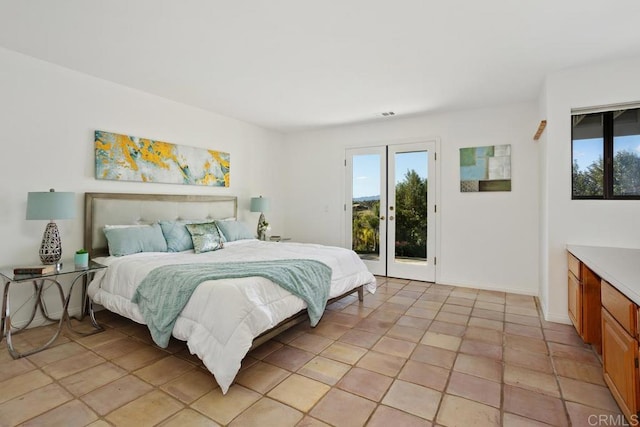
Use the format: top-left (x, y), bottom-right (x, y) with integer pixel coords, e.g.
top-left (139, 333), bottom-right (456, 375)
top-left (434, 279), bottom-right (538, 297)
top-left (8, 304), bottom-right (83, 330)
top-left (542, 312), bottom-right (572, 325)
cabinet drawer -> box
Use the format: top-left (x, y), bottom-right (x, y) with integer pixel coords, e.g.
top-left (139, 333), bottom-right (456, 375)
top-left (602, 280), bottom-right (637, 337)
top-left (567, 252), bottom-right (581, 280)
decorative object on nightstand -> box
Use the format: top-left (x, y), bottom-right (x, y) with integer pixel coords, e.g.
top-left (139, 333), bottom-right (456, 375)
top-left (26, 189), bottom-right (76, 265)
top-left (74, 249), bottom-right (89, 269)
top-left (12, 264), bottom-right (55, 275)
top-left (250, 196), bottom-right (270, 240)
top-left (269, 236), bottom-right (291, 242)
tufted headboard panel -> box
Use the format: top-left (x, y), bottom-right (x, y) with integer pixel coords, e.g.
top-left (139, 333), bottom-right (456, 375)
top-left (84, 192), bottom-right (237, 257)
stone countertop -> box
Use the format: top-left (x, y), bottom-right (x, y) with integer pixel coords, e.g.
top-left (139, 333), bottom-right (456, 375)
top-left (567, 244), bottom-right (640, 306)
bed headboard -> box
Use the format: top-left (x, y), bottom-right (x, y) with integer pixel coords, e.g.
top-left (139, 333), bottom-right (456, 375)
top-left (84, 192), bottom-right (238, 257)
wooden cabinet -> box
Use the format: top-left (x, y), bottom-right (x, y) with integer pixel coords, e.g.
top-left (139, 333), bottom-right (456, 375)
top-left (582, 264), bottom-right (602, 353)
top-left (567, 246), bottom-right (640, 426)
top-left (601, 279), bottom-right (639, 421)
top-left (602, 307), bottom-right (639, 420)
top-left (567, 252), bottom-right (602, 353)
top-left (568, 270), bottom-right (581, 333)
top-left (567, 253), bottom-right (582, 332)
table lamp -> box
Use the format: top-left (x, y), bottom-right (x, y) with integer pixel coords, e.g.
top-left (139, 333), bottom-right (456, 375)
top-left (250, 196), bottom-right (270, 240)
top-left (26, 189), bottom-right (76, 264)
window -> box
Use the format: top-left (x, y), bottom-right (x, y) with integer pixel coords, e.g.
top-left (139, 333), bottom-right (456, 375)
top-left (572, 107), bottom-right (640, 199)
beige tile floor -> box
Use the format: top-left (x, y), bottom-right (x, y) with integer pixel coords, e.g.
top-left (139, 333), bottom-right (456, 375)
top-left (0, 277), bottom-right (624, 426)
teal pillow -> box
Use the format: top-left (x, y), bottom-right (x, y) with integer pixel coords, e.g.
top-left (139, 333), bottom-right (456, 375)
top-left (159, 220), bottom-right (209, 252)
top-left (104, 224), bottom-right (168, 256)
top-left (215, 220), bottom-right (254, 242)
top-left (185, 222), bottom-right (224, 253)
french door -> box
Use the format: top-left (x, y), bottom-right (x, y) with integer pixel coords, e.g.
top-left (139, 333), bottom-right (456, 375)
top-left (346, 141), bottom-right (437, 282)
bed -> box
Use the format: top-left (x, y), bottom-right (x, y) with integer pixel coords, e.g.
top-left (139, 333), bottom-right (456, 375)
top-left (84, 192), bottom-right (376, 393)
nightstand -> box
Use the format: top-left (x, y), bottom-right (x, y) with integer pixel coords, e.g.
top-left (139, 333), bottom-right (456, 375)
top-left (0, 260), bottom-right (106, 358)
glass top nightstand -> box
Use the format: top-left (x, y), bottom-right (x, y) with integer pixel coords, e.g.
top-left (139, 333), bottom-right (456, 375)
top-left (0, 260), bottom-right (105, 283)
top-left (0, 260), bottom-right (107, 358)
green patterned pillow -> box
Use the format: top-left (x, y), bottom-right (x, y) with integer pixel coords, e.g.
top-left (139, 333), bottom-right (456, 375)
top-left (185, 222), bottom-right (224, 253)
top-left (159, 220), bottom-right (210, 252)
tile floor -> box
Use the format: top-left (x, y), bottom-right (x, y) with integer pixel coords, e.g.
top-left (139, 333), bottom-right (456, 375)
top-left (0, 277), bottom-right (624, 426)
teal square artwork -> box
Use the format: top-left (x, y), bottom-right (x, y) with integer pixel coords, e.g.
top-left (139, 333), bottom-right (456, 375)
top-left (460, 144), bottom-right (511, 192)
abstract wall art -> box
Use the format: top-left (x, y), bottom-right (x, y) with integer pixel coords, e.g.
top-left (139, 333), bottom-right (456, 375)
top-left (95, 130), bottom-right (230, 187)
top-left (460, 144), bottom-right (511, 192)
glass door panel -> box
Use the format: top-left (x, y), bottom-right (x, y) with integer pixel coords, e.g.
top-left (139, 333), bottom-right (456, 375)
top-left (393, 151), bottom-right (428, 263)
top-left (387, 142), bottom-right (436, 281)
top-left (352, 154), bottom-right (381, 260)
top-left (346, 147), bottom-right (387, 275)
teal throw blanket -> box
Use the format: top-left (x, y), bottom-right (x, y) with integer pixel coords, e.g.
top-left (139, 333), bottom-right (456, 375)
top-left (131, 259), bottom-right (332, 348)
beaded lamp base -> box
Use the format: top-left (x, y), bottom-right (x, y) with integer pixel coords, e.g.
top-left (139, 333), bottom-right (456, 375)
top-left (257, 212), bottom-right (267, 241)
top-left (39, 221), bottom-right (62, 264)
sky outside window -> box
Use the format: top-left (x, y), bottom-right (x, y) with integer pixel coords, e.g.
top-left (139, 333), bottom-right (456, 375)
top-left (353, 152), bottom-right (427, 198)
top-left (573, 135), bottom-right (640, 171)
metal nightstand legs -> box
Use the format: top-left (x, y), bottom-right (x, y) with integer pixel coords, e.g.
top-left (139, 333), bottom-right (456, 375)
top-left (2, 278), bottom-right (67, 358)
top-left (63, 272), bottom-right (104, 334)
top-left (1, 273), bottom-right (103, 359)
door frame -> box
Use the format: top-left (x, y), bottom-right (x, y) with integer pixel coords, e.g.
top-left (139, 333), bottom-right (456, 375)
top-left (344, 138), bottom-right (441, 283)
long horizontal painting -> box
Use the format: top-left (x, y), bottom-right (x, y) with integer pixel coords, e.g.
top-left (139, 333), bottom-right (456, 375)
top-left (460, 144), bottom-right (511, 192)
top-left (95, 130), bottom-right (230, 187)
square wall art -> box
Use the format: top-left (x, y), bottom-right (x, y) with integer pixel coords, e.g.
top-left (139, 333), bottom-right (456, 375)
top-left (460, 144), bottom-right (511, 192)
top-left (95, 130), bottom-right (230, 187)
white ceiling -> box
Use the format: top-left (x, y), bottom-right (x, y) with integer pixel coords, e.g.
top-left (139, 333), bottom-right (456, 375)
top-left (1, 1), bottom-right (640, 133)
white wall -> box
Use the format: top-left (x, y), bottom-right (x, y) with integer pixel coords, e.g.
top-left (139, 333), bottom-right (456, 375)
top-left (0, 47), bottom-right (284, 327)
top-left (540, 57), bottom-right (640, 323)
top-left (283, 103), bottom-right (540, 295)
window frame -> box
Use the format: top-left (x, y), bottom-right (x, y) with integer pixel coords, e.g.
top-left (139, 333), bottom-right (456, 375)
top-left (571, 109), bottom-right (640, 200)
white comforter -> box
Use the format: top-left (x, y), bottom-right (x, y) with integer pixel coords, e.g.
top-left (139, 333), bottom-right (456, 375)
top-left (87, 239), bottom-right (376, 393)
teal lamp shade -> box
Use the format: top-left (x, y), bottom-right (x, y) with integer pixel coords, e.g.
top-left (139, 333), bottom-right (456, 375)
top-left (26, 189), bottom-right (76, 264)
top-left (250, 196), bottom-right (269, 213)
top-left (250, 196), bottom-right (269, 240)
top-left (26, 190), bottom-right (76, 220)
